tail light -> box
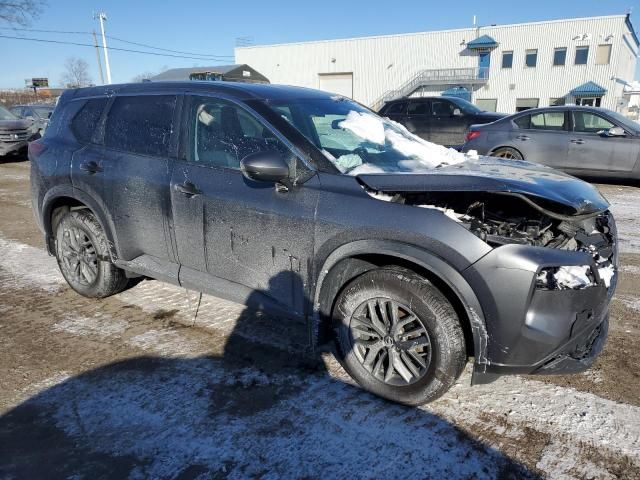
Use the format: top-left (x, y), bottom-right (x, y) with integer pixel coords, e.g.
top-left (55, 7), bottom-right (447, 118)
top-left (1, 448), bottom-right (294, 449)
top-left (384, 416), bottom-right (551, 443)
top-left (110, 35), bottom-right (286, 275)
top-left (28, 139), bottom-right (47, 160)
top-left (465, 130), bottom-right (482, 142)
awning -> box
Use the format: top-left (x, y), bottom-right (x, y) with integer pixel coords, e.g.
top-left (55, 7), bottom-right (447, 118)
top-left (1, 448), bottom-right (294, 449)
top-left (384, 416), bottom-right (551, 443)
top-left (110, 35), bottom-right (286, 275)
top-left (570, 81), bottom-right (607, 97)
top-left (466, 35), bottom-right (498, 49)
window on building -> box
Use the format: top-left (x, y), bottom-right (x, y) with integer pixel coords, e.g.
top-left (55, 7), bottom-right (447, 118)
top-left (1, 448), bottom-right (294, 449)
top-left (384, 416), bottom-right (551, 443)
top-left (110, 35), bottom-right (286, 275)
top-left (575, 46), bottom-right (589, 65)
top-left (104, 95), bottom-right (177, 157)
top-left (530, 112), bottom-right (566, 131)
top-left (407, 101), bottom-right (429, 115)
top-left (572, 111), bottom-right (614, 133)
top-left (515, 98), bottom-right (539, 112)
top-left (550, 97), bottom-right (566, 106)
top-left (596, 44), bottom-right (612, 65)
top-left (553, 48), bottom-right (567, 66)
top-left (525, 49), bottom-right (538, 67)
top-left (71, 98), bottom-right (108, 144)
top-left (476, 99), bottom-right (498, 112)
top-left (501, 51), bottom-right (513, 68)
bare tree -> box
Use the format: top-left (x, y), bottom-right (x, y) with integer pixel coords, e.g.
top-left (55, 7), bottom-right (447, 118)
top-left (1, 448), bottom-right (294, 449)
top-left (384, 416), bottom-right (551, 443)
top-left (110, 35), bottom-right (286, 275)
top-left (61, 57), bottom-right (92, 88)
top-left (0, 0), bottom-right (46, 26)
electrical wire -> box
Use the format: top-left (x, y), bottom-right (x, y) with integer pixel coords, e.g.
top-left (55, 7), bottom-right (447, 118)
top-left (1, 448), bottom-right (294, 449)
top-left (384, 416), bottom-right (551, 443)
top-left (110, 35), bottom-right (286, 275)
top-left (0, 26), bottom-right (234, 59)
top-left (0, 33), bottom-right (232, 62)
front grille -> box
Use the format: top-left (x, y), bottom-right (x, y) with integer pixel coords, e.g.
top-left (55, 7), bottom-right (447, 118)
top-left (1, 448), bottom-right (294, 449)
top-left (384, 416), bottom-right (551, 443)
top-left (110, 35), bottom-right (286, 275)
top-left (0, 129), bottom-right (30, 142)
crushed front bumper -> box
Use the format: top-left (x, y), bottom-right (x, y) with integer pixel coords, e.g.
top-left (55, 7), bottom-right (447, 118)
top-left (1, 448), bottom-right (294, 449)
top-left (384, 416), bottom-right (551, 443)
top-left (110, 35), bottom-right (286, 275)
top-left (0, 140), bottom-right (28, 156)
top-left (463, 235), bottom-right (617, 383)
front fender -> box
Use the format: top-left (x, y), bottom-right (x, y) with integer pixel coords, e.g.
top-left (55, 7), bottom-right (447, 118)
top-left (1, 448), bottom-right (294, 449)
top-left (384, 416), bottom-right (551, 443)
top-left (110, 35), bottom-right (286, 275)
top-left (312, 239), bottom-right (491, 382)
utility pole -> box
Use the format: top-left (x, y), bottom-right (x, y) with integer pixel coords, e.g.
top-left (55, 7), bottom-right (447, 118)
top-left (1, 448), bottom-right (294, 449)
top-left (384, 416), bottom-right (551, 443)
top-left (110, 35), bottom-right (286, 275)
top-left (92, 31), bottom-right (105, 85)
top-left (95, 12), bottom-right (112, 84)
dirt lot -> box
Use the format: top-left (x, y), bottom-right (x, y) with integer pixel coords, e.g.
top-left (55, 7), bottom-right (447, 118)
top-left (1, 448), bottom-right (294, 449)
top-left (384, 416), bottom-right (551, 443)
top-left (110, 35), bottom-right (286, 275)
top-left (0, 157), bottom-right (639, 479)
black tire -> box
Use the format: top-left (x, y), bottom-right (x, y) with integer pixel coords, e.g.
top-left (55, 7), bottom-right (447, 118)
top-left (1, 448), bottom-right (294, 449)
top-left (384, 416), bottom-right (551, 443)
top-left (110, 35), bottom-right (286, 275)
top-left (54, 210), bottom-right (129, 298)
top-left (491, 147), bottom-right (523, 160)
top-left (333, 267), bottom-right (467, 405)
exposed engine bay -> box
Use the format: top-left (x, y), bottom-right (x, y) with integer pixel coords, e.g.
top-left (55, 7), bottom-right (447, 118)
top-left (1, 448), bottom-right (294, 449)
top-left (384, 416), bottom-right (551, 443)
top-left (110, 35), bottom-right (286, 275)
top-left (367, 190), bottom-right (617, 290)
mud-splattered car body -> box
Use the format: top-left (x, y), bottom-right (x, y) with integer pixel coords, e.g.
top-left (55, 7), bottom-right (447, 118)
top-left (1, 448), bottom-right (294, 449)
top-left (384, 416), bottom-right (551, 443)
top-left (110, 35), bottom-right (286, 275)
top-left (30, 81), bottom-right (617, 390)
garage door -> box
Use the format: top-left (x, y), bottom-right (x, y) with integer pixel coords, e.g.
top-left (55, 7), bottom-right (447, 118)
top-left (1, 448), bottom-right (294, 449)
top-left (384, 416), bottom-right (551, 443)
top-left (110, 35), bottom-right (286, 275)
top-left (318, 73), bottom-right (353, 98)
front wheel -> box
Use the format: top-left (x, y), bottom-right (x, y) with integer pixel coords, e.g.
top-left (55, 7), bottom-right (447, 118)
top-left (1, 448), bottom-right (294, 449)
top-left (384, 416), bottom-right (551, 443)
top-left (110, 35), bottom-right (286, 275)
top-left (55, 210), bottom-right (129, 298)
top-left (333, 267), bottom-right (467, 405)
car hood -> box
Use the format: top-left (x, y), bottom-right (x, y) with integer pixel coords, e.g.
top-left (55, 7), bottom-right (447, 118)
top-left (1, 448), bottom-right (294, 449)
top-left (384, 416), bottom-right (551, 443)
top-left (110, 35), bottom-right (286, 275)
top-left (0, 119), bottom-right (32, 130)
top-left (356, 156), bottom-right (609, 215)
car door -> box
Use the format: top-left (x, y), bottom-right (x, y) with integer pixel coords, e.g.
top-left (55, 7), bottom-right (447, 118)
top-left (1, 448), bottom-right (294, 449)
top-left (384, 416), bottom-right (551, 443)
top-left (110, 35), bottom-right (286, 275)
top-left (404, 99), bottom-right (431, 140)
top-left (568, 110), bottom-right (640, 174)
top-left (430, 98), bottom-right (465, 146)
top-left (170, 94), bottom-right (319, 317)
top-left (509, 110), bottom-right (569, 168)
top-left (72, 94), bottom-right (179, 270)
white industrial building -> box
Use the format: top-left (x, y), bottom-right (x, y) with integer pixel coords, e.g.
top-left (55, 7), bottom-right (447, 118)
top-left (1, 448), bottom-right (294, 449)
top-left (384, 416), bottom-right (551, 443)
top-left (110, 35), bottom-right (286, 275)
top-left (235, 14), bottom-right (639, 114)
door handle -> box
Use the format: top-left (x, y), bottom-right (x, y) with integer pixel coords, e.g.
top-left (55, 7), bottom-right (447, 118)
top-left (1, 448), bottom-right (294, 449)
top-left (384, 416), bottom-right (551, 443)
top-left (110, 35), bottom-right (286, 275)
top-left (174, 181), bottom-right (201, 197)
top-left (79, 161), bottom-right (102, 174)
top-left (516, 135), bottom-right (530, 141)
top-left (570, 139), bottom-right (585, 145)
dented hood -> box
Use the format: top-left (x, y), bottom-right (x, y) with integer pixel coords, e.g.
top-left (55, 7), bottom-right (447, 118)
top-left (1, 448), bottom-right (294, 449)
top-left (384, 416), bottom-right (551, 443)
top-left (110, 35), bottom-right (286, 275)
top-left (357, 157), bottom-right (609, 215)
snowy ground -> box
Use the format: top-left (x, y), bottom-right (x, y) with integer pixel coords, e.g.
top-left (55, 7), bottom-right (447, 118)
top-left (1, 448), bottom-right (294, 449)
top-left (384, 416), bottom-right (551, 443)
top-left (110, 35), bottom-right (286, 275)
top-left (1, 160), bottom-right (639, 479)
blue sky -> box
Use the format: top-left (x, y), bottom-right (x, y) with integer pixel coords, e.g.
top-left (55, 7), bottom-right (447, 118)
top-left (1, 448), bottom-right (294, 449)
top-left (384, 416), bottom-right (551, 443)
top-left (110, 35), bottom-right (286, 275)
top-left (0, 0), bottom-right (638, 88)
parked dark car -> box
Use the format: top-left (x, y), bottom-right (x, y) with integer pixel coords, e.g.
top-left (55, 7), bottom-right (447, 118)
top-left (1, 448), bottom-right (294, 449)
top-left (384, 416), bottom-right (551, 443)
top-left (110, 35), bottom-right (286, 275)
top-left (379, 96), bottom-right (505, 148)
top-left (0, 105), bottom-right (38, 158)
top-left (462, 106), bottom-right (640, 180)
top-left (10, 104), bottom-right (54, 134)
top-left (31, 82), bottom-right (617, 405)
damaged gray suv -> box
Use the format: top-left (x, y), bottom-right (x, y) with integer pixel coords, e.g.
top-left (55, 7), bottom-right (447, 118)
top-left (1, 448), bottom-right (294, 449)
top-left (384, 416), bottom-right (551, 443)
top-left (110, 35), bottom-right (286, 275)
top-left (30, 82), bottom-right (617, 405)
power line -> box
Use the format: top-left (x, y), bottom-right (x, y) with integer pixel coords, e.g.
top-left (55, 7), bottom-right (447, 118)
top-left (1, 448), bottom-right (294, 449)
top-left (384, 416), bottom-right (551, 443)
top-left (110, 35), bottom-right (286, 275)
top-left (0, 26), bottom-right (234, 59)
top-left (0, 34), bottom-right (232, 62)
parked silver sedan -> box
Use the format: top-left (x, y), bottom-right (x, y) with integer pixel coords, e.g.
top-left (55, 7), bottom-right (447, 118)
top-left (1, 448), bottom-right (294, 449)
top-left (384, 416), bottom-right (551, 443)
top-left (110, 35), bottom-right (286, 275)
top-left (461, 106), bottom-right (640, 180)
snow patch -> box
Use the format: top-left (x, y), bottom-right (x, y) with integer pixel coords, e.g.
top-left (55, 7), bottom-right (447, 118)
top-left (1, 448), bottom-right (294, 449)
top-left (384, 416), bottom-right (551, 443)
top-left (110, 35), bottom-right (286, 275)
top-left (52, 314), bottom-right (128, 338)
top-left (554, 266), bottom-right (593, 289)
top-left (338, 111), bottom-right (385, 144)
top-left (0, 236), bottom-right (63, 292)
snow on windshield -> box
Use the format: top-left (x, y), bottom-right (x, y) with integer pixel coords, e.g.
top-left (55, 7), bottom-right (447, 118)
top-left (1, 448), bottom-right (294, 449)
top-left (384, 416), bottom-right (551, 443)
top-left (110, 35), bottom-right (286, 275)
top-left (334, 111), bottom-right (471, 175)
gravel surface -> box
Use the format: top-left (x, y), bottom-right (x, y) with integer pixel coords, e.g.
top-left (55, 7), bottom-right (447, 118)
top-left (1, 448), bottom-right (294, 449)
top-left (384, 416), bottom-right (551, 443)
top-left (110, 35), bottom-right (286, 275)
top-left (1, 158), bottom-right (639, 479)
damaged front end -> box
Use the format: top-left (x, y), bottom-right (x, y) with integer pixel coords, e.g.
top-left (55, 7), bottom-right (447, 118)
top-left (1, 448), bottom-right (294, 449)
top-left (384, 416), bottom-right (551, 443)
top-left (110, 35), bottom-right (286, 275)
top-left (358, 161), bottom-right (617, 382)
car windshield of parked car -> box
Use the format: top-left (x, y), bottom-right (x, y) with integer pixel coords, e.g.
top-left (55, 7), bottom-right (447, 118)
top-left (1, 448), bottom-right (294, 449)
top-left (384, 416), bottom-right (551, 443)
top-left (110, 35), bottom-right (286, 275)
top-left (601, 109), bottom-right (640, 134)
top-left (32, 106), bottom-right (53, 118)
top-left (264, 97), bottom-right (467, 175)
top-left (0, 106), bottom-right (18, 121)
top-left (448, 97), bottom-right (484, 114)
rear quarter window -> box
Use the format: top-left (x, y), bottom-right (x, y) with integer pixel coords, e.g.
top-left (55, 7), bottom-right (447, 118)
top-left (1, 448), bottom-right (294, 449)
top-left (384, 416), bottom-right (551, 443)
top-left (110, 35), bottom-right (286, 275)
top-left (70, 98), bottom-right (108, 143)
top-left (104, 95), bottom-right (177, 156)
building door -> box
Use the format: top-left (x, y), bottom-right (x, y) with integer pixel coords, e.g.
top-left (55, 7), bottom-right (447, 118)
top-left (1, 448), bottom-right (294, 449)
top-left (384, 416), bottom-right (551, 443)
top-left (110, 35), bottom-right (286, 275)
top-left (318, 73), bottom-right (353, 98)
top-left (478, 52), bottom-right (490, 79)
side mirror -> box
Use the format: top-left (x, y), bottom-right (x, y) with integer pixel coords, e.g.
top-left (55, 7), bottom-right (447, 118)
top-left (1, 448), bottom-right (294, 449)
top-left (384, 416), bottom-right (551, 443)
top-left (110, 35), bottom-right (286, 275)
top-left (607, 126), bottom-right (625, 137)
top-left (453, 108), bottom-right (463, 117)
top-left (25, 115), bottom-right (35, 122)
top-left (240, 151), bottom-right (290, 184)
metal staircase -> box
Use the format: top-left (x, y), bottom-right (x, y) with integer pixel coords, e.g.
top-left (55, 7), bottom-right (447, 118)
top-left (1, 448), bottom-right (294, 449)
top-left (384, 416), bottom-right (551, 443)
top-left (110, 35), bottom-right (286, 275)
top-left (371, 67), bottom-right (489, 111)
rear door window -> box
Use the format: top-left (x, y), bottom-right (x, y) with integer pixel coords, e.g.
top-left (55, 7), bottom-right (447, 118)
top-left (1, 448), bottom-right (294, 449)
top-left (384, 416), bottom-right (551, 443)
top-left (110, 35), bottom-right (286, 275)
top-left (70, 98), bottom-right (108, 144)
top-left (104, 95), bottom-right (177, 156)
top-left (529, 112), bottom-right (566, 131)
top-left (407, 101), bottom-right (430, 115)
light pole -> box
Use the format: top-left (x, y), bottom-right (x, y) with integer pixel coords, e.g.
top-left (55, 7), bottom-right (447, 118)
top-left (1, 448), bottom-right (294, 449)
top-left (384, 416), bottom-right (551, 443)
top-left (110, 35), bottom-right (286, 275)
top-left (95, 12), bottom-right (112, 84)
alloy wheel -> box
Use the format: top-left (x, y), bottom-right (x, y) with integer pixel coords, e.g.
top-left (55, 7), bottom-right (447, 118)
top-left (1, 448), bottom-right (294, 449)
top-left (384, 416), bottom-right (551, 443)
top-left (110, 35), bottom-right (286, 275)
top-left (349, 298), bottom-right (432, 386)
top-left (59, 226), bottom-right (99, 286)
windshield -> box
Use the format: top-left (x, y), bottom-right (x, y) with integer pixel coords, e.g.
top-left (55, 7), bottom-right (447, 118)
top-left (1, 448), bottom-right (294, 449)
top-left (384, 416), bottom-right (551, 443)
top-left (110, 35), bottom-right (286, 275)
top-left (0, 106), bottom-right (18, 121)
top-left (32, 106), bottom-right (53, 118)
top-left (263, 97), bottom-right (467, 175)
top-left (446, 97), bottom-right (484, 114)
top-left (603, 109), bottom-right (640, 133)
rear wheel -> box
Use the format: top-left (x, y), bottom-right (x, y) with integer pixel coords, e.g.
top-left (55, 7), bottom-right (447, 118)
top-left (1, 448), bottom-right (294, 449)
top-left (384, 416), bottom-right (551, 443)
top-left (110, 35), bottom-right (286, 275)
top-left (333, 267), bottom-right (467, 405)
top-left (55, 210), bottom-right (128, 298)
top-left (492, 147), bottom-right (523, 160)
